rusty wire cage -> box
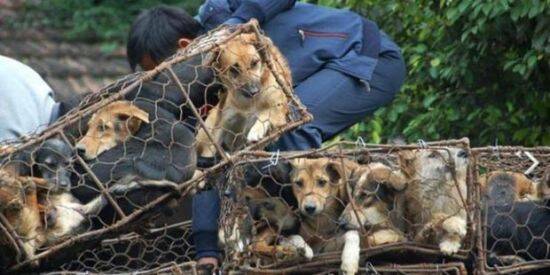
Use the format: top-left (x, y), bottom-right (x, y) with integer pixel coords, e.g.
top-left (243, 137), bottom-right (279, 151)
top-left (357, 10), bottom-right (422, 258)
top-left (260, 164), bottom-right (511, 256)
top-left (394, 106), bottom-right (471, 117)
top-left (473, 146), bottom-right (550, 274)
top-left (217, 138), bottom-right (478, 274)
top-left (0, 20), bottom-right (311, 273)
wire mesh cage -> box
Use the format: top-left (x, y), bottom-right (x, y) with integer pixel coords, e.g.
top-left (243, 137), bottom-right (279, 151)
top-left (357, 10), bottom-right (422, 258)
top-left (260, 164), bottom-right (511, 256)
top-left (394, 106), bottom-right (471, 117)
top-left (0, 19), bottom-right (311, 273)
top-left (217, 138), bottom-right (478, 274)
top-left (473, 146), bottom-right (550, 274)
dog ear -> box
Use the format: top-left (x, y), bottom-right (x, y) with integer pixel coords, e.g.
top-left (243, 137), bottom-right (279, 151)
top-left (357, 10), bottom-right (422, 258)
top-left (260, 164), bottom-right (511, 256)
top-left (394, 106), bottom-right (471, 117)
top-left (398, 150), bottom-right (416, 178)
top-left (116, 105), bottom-right (150, 134)
top-left (325, 161), bottom-right (344, 183)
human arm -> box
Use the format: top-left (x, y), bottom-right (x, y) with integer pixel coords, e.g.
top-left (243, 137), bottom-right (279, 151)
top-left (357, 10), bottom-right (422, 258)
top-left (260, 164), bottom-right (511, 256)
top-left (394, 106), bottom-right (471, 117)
top-left (197, 0), bottom-right (296, 30)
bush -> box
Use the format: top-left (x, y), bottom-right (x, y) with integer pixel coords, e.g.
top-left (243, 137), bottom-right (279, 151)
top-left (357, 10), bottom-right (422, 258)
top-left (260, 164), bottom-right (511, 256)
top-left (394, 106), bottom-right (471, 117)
top-left (327, 0), bottom-right (549, 146)
top-left (18, 0), bottom-right (550, 146)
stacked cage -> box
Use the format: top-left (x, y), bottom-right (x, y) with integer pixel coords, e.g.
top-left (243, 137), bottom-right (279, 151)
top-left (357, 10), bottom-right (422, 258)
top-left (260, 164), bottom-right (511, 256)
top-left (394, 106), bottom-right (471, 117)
top-left (473, 146), bottom-right (550, 274)
top-left (0, 20), bottom-right (311, 273)
top-left (218, 139), bottom-right (476, 274)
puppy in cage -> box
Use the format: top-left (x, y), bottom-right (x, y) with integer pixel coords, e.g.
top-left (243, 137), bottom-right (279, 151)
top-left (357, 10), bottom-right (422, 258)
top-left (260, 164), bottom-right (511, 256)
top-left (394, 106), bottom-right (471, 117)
top-left (73, 99), bottom-right (196, 223)
top-left (338, 162), bottom-right (407, 246)
top-left (481, 171), bottom-right (539, 206)
top-left (288, 157), bottom-right (365, 274)
top-left (398, 148), bottom-right (469, 255)
top-left (485, 166), bottom-right (550, 266)
top-left (196, 32), bottom-right (292, 158)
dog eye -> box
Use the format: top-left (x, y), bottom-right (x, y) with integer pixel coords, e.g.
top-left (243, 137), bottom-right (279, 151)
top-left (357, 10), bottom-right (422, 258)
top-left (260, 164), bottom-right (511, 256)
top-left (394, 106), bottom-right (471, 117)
top-left (229, 66), bottom-right (240, 77)
top-left (428, 151), bottom-right (438, 158)
top-left (317, 179), bottom-right (327, 187)
top-left (251, 59), bottom-right (260, 68)
top-left (294, 180), bottom-right (303, 188)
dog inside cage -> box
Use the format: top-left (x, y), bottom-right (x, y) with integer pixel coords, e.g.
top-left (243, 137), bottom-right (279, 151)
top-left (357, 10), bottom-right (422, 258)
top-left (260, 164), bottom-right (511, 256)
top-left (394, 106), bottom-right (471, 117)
top-left (218, 143), bottom-right (474, 274)
top-left (476, 148), bottom-right (550, 274)
top-left (1, 18), bottom-right (548, 275)
top-left (0, 21), bottom-right (307, 273)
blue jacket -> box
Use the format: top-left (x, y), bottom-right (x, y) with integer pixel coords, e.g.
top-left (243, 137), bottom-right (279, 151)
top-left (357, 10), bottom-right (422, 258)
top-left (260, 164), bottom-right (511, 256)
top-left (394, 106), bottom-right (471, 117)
top-left (197, 0), bottom-right (401, 86)
top-left (192, 0), bottom-right (402, 260)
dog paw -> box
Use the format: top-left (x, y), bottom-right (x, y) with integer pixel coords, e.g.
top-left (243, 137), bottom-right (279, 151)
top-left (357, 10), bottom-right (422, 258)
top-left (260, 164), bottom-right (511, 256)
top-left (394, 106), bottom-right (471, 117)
top-left (439, 240), bottom-right (461, 255)
top-left (341, 258), bottom-right (359, 275)
top-left (442, 216), bottom-right (467, 237)
top-left (341, 230), bottom-right (360, 275)
top-left (282, 235), bottom-right (314, 260)
top-left (247, 121), bottom-right (270, 143)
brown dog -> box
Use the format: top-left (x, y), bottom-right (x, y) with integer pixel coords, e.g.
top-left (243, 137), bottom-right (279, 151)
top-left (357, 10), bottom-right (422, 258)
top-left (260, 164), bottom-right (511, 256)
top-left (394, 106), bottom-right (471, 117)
top-left (0, 170), bottom-right (44, 267)
top-left (196, 32), bottom-right (291, 158)
top-left (76, 100), bottom-right (149, 159)
top-left (219, 187), bottom-right (312, 261)
top-left (289, 158), bottom-right (361, 274)
top-left (339, 162), bottom-right (407, 246)
top-left (481, 171), bottom-right (539, 206)
top-left (399, 148), bottom-right (469, 255)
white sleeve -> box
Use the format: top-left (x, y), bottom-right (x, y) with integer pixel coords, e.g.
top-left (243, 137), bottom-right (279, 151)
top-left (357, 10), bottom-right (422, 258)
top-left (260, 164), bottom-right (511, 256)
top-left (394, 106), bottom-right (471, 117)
top-left (0, 55), bottom-right (58, 141)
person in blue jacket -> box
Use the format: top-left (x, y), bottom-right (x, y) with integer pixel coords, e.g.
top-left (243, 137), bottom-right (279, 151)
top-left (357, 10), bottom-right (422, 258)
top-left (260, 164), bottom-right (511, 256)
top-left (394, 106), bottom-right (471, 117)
top-left (126, 0), bottom-right (406, 268)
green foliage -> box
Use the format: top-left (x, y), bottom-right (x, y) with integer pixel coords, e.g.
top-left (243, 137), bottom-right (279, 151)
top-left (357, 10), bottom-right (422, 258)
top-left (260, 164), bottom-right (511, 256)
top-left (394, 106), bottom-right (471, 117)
top-left (20, 0), bottom-right (550, 146)
top-left (17, 0), bottom-right (202, 44)
top-left (328, 0), bottom-right (549, 146)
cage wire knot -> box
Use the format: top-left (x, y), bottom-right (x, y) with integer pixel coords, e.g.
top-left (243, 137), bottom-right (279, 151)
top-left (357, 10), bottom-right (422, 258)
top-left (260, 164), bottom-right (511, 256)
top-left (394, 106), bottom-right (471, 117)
top-left (365, 261), bottom-right (379, 275)
top-left (417, 139), bottom-right (428, 148)
top-left (262, 149), bottom-right (280, 169)
top-left (355, 136), bottom-right (366, 148)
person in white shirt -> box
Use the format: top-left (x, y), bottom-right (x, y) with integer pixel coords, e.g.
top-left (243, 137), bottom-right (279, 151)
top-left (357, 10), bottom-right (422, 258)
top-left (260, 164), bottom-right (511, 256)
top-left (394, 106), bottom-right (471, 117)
top-left (0, 55), bottom-right (60, 141)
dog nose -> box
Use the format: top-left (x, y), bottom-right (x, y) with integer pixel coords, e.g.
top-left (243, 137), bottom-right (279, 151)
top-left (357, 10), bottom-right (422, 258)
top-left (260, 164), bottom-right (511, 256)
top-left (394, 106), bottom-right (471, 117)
top-left (338, 217), bottom-right (348, 229)
top-left (75, 143), bottom-right (86, 156)
top-left (304, 205), bottom-right (316, 215)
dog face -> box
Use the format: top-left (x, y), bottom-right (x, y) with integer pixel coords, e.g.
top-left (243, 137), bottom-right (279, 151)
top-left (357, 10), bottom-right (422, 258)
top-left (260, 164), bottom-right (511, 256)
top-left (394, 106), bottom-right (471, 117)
top-left (339, 163), bottom-right (400, 230)
top-left (484, 172), bottom-right (538, 205)
top-left (32, 139), bottom-right (73, 191)
top-left (290, 158), bottom-right (345, 216)
top-left (76, 101), bottom-right (149, 159)
top-left (210, 33), bottom-right (265, 99)
top-left (399, 148), bottom-right (469, 184)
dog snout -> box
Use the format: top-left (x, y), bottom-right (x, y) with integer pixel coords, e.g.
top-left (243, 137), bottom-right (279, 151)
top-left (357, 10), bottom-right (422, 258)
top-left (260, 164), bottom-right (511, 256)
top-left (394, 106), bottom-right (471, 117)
top-left (338, 216), bottom-right (349, 229)
top-left (304, 204), bottom-right (317, 215)
top-left (240, 82), bottom-right (261, 97)
top-left (75, 143), bottom-right (87, 157)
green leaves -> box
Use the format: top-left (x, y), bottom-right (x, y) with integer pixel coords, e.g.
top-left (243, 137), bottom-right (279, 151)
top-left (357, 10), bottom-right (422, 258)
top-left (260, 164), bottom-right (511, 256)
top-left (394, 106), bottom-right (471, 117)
top-left (336, 0), bottom-right (549, 146)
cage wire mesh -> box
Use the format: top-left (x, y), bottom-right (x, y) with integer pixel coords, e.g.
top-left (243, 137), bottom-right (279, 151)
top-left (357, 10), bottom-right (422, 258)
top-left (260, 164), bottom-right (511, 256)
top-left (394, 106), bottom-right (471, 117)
top-left (473, 146), bottom-right (550, 274)
top-left (217, 138), bottom-right (478, 273)
top-left (0, 19), bottom-right (311, 273)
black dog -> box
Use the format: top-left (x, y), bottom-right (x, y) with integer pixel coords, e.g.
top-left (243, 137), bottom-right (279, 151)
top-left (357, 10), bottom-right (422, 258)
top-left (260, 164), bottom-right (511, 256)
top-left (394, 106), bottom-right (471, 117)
top-left (6, 138), bottom-right (74, 188)
top-left (485, 173), bottom-right (550, 269)
top-left (72, 99), bottom-right (196, 225)
top-left (126, 55), bottom-right (222, 121)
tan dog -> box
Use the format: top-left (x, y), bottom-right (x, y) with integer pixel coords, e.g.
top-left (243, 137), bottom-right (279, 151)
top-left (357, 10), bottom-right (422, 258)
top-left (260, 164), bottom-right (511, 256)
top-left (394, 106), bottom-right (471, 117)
top-left (289, 158), bottom-right (360, 274)
top-left (339, 162), bottom-right (407, 246)
top-left (0, 170), bottom-right (44, 267)
top-left (219, 187), bottom-right (312, 261)
top-left (76, 100), bottom-right (149, 159)
top-left (481, 171), bottom-right (539, 206)
top-left (399, 148), bottom-right (469, 255)
top-left (196, 32), bottom-right (291, 158)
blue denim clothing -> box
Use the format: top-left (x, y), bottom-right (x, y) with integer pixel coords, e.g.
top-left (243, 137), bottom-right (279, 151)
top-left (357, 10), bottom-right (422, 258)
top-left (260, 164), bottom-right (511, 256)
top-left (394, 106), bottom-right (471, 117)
top-left (191, 1), bottom-right (405, 260)
top-left (197, 1), bottom-right (400, 85)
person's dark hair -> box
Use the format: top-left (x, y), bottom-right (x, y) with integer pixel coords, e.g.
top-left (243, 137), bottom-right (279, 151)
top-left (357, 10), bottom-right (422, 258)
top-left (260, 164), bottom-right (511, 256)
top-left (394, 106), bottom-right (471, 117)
top-left (127, 5), bottom-right (203, 71)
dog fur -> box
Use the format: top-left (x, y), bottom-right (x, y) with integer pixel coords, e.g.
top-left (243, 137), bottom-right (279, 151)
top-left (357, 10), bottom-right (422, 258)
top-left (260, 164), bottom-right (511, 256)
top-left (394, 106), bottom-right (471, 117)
top-left (196, 33), bottom-right (291, 158)
top-left (73, 100), bottom-right (196, 224)
top-left (219, 186), bottom-right (312, 261)
top-left (0, 170), bottom-right (43, 268)
top-left (0, 138), bottom-right (76, 266)
top-left (289, 158), bottom-right (361, 274)
top-left (339, 162), bottom-right (407, 246)
top-left (481, 171), bottom-right (539, 206)
top-left (398, 148), bottom-right (469, 255)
